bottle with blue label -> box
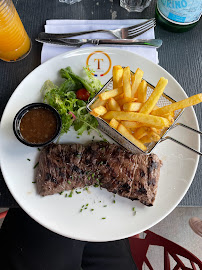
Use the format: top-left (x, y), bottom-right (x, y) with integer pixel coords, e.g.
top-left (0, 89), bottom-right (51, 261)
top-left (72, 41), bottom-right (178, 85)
top-left (156, 0), bottom-right (202, 32)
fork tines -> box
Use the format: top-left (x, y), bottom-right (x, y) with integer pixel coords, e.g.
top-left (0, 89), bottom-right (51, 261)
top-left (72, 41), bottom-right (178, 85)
top-left (125, 18), bottom-right (156, 39)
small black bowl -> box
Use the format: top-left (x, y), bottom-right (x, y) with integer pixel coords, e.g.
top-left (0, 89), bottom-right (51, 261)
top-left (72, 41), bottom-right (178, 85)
top-left (13, 103), bottom-right (62, 147)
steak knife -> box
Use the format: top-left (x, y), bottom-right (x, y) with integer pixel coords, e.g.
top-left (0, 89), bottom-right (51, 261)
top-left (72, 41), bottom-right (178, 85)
top-left (35, 37), bottom-right (162, 48)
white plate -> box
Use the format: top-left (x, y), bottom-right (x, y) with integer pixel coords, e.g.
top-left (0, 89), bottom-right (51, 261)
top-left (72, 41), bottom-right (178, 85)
top-left (0, 48), bottom-right (200, 242)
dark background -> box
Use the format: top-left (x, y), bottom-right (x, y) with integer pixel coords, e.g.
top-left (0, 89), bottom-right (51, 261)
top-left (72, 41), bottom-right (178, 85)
top-left (0, 0), bottom-right (202, 207)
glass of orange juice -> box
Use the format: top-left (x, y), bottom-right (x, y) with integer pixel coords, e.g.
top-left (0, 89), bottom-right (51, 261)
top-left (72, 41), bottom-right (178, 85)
top-left (0, 0), bottom-right (31, 62)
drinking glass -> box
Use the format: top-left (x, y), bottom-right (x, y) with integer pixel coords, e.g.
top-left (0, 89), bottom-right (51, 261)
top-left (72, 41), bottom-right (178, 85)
top-left (120, 0), bottom-right (152, 12)
top-left (0, 0), bottom-right (31, 62)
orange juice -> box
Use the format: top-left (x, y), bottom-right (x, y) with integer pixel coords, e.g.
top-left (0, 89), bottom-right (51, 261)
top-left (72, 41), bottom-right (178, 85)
top-left (0, 0), bottom-right (31, 61)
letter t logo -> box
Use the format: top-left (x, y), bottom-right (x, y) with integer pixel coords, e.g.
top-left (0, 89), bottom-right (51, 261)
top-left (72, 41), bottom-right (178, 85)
top-left (94, 59), bottom-right (103, 69)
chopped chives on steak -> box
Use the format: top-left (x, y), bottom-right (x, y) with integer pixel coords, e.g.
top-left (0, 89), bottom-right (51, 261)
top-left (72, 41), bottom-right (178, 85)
top-left (33, 162), bottom-right (39, 169)
top-left (35, 142), bottom-right (162, 206)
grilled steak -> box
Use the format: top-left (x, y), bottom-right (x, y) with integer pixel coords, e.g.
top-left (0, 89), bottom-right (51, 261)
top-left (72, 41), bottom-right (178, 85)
top-left (36, 142), bottom-right (162, 206)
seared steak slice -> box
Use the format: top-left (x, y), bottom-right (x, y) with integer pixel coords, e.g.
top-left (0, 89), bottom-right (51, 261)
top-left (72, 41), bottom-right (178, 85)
top-left (36, 142), bottom-right (162, 206)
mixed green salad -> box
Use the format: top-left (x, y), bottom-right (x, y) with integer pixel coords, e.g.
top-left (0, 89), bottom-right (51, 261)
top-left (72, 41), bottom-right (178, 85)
top-left (41, 66), bottom-right (103, 137)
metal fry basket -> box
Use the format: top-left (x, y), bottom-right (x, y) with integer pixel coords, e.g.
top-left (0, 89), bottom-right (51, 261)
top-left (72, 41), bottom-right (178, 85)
top-left (87, 75), bottom-right (202, 156)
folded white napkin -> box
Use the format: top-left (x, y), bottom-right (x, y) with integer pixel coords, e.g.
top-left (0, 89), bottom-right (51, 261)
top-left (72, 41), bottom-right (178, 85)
top-left (41, 19), bottom-right (158, 64)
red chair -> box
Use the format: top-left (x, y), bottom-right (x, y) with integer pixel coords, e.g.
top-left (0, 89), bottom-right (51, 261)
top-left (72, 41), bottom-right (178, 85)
top-left (129, 230), bottom-right (202, 270)
top-left (0, 210), bottom-right (8, 219)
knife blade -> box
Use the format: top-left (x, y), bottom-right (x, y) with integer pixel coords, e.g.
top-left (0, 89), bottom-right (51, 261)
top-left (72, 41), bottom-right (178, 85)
top-left (35, 38), bottom-right (162, 48)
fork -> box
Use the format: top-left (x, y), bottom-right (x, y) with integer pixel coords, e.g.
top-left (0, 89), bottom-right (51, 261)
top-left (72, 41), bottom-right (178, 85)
top-left (38, 18), bottom-right (156, 40)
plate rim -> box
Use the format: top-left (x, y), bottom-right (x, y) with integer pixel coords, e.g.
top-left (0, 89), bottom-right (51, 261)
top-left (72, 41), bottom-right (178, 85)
top-left (0, 47), bottom-right (200, 241)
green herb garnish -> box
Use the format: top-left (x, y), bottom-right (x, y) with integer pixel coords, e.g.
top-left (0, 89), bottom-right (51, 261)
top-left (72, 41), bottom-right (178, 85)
top-left (32, 181), bottom-right (36, 184)
top-left (102, 217), bottom-right (106, 220)
top-left (76, 191), bottom-right (81, 194)
top-left (132, 207), bottom-right (136, 216)
top-left (27, 158), bottom-right (31, 161)
top-left (68, 180), bottom-right (71, 184)
top-left (91, 209), bottom-right (94, 211)
top-left (68, 190), bottom-right (73, 197)
top-left (33, 162), bottom-right (39, 169)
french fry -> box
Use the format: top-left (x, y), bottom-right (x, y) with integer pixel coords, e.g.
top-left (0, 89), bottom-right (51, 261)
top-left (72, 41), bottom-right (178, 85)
top-left (90, 98), bottom-right (107, 110)
top-left (139, 77), bottom-right (168, 114)
top-left (162, 114), bottom-right (174, 124)
top-left (168, 115), bottom-right (174, 124)
top-left (151, 94), bottom-right (202, 116)
top-left (99, 87), bottom-right (123, 101)
top-left (134, 127), bottom-right (150, 139)
top-left (151, 105), bottom-right (160, 112)
top-left (131, 68), bottom-right (144, 98)
top-left (102, 111), bottom-right (170, 128)
top-left (108, 98), bottom-right (121, 111)
top-left (90, 111), bottom-right (99, 117)
top-left (114, 93), bottom-right (124, 101)
top-left (121, 120), bottom-right (166, 130)
top-left (123, 67), bottom-right (131, 98)
top-left (159, 110), bottom-right (174, 118)
top-left (91, 106), bottom-right (107, 117)
top-left (137, 80), bottom-right (147, 103)
top-left (150, 127), bottom-right (162, 135)
top-left (113, 65), bottom-right (123, 88)
top-left (130, 128), bottom-right (138, 133)
top-left (105, 103), bottom-right (110, 111)
top-left (123, 102), bottom-right (142, 112)
top-left (109, 118), bottom-right (119, 129)
top-left (117, 97), bottom-right (137, 107)
top-left (117, 124), bottom-right (147, 151)
top-left (140, 132), bottom-right (161, 144)
top-left (121, 121), bottom-right (146, 129)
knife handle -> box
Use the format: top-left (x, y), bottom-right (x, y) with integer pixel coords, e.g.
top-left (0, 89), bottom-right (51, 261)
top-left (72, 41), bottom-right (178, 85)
top-left (97, 39), bottom-right (162, 48)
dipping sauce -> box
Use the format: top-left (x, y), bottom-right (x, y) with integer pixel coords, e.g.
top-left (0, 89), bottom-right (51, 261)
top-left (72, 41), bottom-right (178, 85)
top-left (20, 108), bottom-right (58, 144)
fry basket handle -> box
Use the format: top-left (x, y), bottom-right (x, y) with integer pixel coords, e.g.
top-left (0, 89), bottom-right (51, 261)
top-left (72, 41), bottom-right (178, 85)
top-left (161, 123), bottom-right (202, 156)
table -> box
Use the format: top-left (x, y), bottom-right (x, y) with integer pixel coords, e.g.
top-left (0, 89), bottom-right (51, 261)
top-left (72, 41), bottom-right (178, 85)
top-left (0, 0), bottom-right (202, 207)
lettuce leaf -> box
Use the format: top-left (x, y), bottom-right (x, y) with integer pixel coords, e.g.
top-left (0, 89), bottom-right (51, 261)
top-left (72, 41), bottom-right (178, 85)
top-left (60, 66), bottom-right (103, 98)
top-left (41, 67), bottom-right (103, 137)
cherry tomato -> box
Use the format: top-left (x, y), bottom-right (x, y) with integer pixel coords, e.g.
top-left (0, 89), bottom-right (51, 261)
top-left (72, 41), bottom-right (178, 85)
top-left (76, 88), bottom-right (90, 101)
